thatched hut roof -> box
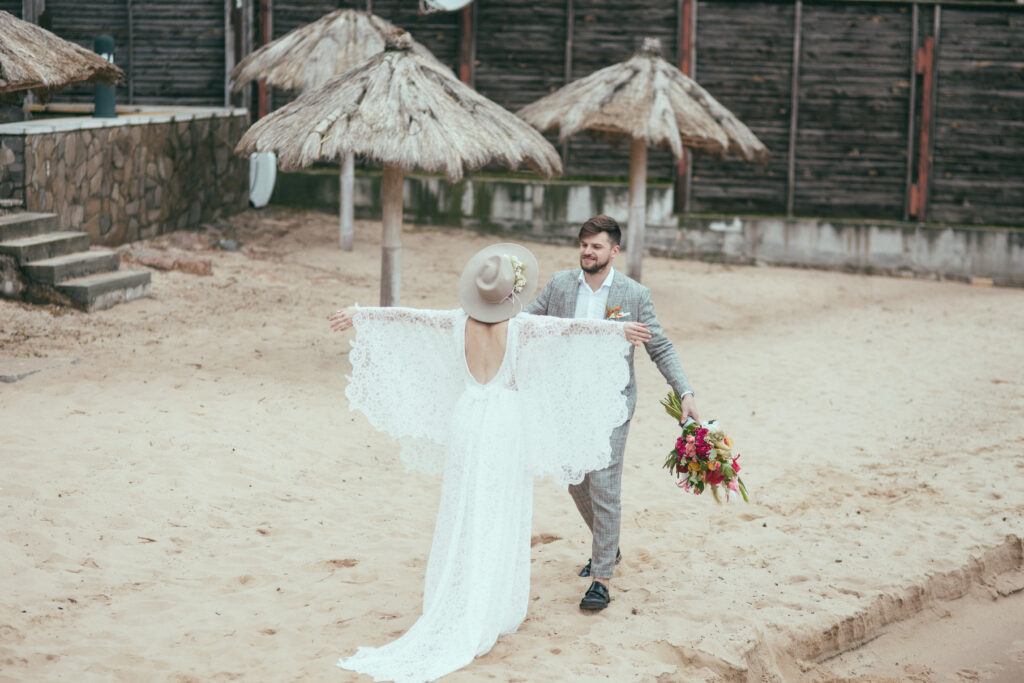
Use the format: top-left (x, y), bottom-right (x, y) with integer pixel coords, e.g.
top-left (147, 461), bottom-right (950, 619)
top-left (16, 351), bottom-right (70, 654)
top-left (518, 37), bottom-right (767, 163)
top-left (235, 32), bottom-right (561, 182)
top-left (0, 10), bottom-right (123, 96)
top-left (230, 9), bottom-right (448, 93)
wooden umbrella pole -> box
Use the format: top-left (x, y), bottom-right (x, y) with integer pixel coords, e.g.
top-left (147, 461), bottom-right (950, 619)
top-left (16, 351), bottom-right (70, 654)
top-left (339, 152), bottom-right (354, 251)
top-left (380, 162), bottom-right (403, 307)
top-left (626, 136), bottom-right (648, 282)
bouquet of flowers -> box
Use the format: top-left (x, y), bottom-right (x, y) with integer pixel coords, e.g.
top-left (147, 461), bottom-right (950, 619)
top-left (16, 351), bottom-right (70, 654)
top-left (660, 391), bottom-right (748, 503)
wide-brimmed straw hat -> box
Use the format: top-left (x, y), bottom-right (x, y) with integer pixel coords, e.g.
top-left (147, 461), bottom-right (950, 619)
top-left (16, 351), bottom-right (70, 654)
top-left (458, 243), bottom-right (539, 323)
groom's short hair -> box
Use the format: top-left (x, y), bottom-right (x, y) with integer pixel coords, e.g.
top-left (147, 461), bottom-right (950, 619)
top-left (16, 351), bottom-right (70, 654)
top-left (579, 215), bottom-right (622, 246)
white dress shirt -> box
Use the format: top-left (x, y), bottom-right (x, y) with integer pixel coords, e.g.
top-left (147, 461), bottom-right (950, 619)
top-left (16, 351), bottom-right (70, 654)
top-left (574, 267), bottom-right (615, 320)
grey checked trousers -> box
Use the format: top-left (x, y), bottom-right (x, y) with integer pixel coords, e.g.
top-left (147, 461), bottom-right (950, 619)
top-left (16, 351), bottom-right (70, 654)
top-left (568, 419), bottom-right (631, 579)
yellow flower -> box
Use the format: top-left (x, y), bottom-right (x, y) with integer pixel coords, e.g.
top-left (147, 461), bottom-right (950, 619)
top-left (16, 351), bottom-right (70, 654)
top-left (688, 461), bottom-right (700, 472)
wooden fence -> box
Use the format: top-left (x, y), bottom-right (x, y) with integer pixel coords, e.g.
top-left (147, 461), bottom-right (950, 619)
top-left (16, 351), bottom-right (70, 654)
top-left (12, 0), bottom-right (1024, 226)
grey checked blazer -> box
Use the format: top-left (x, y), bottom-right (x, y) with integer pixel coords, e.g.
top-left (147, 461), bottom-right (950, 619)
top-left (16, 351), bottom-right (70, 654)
top-left (525, 269), bottom-right (693, 417)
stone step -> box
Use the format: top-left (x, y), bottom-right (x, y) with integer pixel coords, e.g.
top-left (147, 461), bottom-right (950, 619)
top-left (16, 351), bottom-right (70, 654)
top-left (23, 249), bottom-right (122, 285)
top-left (0, 212), bottom-right (59, 241)
top-left (55, 269), bottom-right (151, 312)
top-left (0, 231), bottom-right (91, 264)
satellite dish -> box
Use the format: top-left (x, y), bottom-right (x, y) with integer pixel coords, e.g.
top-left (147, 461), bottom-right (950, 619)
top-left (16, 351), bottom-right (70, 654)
top-left (249, 151), bottom-right (277, 208)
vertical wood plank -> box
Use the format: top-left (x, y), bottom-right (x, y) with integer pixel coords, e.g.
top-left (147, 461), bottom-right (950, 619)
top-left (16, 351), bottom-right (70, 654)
top-left (561, 0), bottom-right (574, 165)
top-left (903, 3), bottom-right (919, 221)
top-left (786, 0), bottom-right (802, 217)
top-left (127, 0), bottom-right (134, 104)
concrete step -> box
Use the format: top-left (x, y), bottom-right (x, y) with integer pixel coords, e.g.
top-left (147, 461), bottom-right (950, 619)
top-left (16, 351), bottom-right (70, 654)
top-left (55, 269), bottom-right (151, 312)
top-left (0, 212), bottom-right (59, 241)
top-left (0, 231), bottom-right (91, 264)
top-left (23, 249), bottom-right (122, 284)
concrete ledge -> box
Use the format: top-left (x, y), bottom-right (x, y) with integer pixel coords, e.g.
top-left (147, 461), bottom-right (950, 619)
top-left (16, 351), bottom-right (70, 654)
top-left (0, 106), bottom-right (249, 135)
top-left (273, 169), bottom-right (1024, 287)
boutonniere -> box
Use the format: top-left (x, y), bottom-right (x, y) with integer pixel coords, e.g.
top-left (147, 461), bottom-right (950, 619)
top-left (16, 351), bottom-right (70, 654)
top-left (605, 306), bottom-right (628, 320)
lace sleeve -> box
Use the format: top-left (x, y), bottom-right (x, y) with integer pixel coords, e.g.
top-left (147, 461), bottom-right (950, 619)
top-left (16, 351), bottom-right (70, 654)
top-left (345, 307), bottom-right (463, 475)
top-left (515, 314), bottom-right (631, 486)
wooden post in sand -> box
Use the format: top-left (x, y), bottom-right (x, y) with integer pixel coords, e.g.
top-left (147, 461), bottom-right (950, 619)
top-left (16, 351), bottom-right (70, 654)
top-left (626, 136), bottom-right (648, 282)
top-left (339, 152), bottom-right (355, 251)
top-left (380, 162), bottom-right (403, 306)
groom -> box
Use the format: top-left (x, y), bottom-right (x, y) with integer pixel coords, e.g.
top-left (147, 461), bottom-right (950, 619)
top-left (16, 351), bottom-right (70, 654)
top-left (526, 215), bottom-right (698, 611)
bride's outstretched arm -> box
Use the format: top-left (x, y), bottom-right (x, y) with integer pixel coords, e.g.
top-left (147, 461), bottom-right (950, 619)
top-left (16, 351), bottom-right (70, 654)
top-left (329, 306), bottom-right (358, 332)
top-left (330, 306), bottom-right (457, 333)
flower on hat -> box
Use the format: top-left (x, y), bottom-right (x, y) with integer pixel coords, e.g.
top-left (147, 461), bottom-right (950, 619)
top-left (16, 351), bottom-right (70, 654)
top-left (505, 255), bottom-right (527, 300)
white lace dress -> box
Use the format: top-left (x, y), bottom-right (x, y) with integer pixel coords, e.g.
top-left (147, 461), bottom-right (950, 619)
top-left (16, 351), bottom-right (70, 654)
top-left (337, 308), bottom-right (631, 683)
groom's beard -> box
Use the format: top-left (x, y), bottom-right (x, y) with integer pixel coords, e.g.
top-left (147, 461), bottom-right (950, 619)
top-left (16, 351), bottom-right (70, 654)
top-left (580, 255), bottom-right (611, 275)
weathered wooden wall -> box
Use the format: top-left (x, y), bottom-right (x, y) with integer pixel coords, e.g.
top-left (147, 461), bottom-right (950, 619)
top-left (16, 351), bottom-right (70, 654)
top-left (32, 0), bottom-right (223, 106)
top-left (691, 1), bottom-right (794, 214)
top-left (27, 1), bottom-right (1024, 228)
top-left (930, 6), bottom-right (1024, 226)
top-left (792, 3), bottom-right (913, 218)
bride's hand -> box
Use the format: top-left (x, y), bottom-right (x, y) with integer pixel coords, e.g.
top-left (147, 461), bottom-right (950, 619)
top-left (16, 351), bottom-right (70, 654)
top-left (623, 322), bottom-right (650, 347)
top-left (330, 306), bottom-right (357, 332)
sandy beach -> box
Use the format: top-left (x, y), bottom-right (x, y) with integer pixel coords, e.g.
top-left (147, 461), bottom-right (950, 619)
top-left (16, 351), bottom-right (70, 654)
top-left (1, 207), bottom-right (1022, 682)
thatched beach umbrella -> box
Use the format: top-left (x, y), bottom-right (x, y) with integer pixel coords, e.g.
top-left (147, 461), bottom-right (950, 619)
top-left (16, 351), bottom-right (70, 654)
top-left (518, 37), bottom-right (768, 282)
top-left (0, 10), bottom-right (123, 97)
top-left (236, 31), bottom-right (561, 307)
top-left (231, 9), bottom-right (448, 252)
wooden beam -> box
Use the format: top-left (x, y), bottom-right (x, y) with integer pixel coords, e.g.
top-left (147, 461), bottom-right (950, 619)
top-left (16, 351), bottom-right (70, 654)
top-left (786, 0), bottom-right (803, 217)
top-left (257, 0), bottom-right (270, 118)
top-left (912, 7), bottom-right (941, 222)
top-left (127, 0), bottom-right (134, 104)
top-left (458, 3), bottom-right (476, 86)
top-left (674, 0), bottom-right (695, 214)
top-left (902, 3), bottom-right (919, 221)
top-left (561, 0), bottom-right (574, 165)
top-left (911, 30), bottom-right (936, 219)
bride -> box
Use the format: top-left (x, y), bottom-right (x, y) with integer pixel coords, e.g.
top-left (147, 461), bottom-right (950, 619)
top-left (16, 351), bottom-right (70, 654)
top-left (330, 243), bottom-right (648, 682)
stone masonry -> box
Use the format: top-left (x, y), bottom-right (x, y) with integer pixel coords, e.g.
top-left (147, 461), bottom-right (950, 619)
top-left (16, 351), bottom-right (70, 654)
top-left (0, 107), bottom-right (249, 246)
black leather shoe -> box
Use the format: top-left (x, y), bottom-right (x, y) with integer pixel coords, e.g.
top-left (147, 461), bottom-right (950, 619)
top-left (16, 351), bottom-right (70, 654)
top-left (579, 581), bottom-right (610, 611)
top-left (578, 548), bottom-right (622, 577)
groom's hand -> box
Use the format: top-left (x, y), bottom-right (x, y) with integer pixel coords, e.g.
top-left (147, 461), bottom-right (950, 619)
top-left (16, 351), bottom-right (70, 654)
top-left (679, 392), bottom-right (700, 425)
top-left (623, 322), bottom-right (651, 347)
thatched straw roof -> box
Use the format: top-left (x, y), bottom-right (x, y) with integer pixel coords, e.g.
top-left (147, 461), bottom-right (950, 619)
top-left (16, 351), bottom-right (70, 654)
top-left (235, 32), bottom-right (561, 182)
top-left (518, 37), bottom-right (767, 163)
top-left (0, 10), bottom-right (123, 96)
top-left (230, 9), bottom-right (449, 93)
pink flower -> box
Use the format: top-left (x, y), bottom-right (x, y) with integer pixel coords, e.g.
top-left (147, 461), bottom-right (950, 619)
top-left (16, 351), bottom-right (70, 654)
top-left (731, 455), bottom-right (741, 473)
top-left (686, 435), bottom-right (695, 444)
top-left (728, 480), bottom-right (739, 491)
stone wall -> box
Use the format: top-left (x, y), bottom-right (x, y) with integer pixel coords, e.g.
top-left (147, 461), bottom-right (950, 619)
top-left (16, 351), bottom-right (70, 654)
top-left (0, 135), bottom-right (25, 206)
top-left (0, 107), bottom-right (249, 245)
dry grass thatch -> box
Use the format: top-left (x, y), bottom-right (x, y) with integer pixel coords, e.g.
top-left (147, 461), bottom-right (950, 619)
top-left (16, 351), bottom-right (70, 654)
top-left (518, 37), bottom-right (768, 163)
top-left (235, 32), bottom-right (562, 182)
top-left (230, 9), bottom-right (449, 93)
top-left (0, 10), bottom-right (123, 96)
